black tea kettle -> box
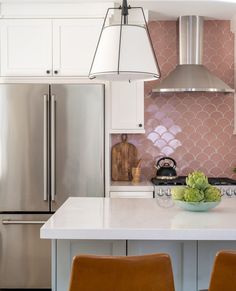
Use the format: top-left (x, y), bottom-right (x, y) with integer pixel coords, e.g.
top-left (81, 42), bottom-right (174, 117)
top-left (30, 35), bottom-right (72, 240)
top-left (154, 157), bottom-right (177, 180)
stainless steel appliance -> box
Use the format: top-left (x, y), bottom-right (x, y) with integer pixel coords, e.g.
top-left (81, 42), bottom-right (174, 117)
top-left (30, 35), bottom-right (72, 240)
top-left (0, 84), bottom-right (105, 289)
top-left (152, 177), bottom-right (236, 198)
top-left (153, 15), bottom-right (234, 93)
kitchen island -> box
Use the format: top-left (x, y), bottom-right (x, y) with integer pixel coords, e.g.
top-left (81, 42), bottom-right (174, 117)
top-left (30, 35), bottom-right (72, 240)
top-left (41, 197), bottom-right (236, 291)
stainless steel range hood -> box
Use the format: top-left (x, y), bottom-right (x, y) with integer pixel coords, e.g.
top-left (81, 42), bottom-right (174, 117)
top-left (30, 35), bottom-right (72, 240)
top-left (153, 16), bottom-right (234, 93)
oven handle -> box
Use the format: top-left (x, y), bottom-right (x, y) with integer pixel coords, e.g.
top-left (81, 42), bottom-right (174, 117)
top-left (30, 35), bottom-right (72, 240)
top-left (2, 219), bottom-right (46, 225)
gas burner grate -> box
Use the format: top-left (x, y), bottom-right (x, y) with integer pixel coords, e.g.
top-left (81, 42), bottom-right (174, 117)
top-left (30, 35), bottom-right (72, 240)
top-left (151, 176), bottom-right (236, 186)
top-left (208, 177), bottom-right (236, 185)
top-left (151, 176), bottom-right (187, 186)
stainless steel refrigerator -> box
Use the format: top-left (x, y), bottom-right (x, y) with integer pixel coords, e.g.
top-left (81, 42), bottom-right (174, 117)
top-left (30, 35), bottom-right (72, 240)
top-left (0, 84), bottom-right (105, 289)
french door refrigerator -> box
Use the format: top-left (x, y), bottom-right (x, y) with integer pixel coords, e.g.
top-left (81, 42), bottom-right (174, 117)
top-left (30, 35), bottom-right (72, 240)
top-left (0, 84), bottom-right (105, 289)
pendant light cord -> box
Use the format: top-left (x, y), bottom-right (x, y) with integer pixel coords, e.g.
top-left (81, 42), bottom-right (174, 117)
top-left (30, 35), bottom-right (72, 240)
top-left (121, 0), bottom-right (130, 24)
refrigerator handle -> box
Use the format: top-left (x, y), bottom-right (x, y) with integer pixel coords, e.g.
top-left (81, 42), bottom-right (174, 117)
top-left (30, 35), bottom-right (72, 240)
top-left (51, 94), bottom-right (56, 201)
top-left (43, 94), bottom-right (49, 201)
top-left (2, 219), bottom-right (46, 225)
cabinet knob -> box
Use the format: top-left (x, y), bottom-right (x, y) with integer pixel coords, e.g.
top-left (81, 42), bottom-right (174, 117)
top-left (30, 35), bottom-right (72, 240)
top-left (46, 70), bottom-right (50, 74)
top-left (138, 123), bottom-right (143, 127)
top-left (54, 70), bottom-right (58, 75)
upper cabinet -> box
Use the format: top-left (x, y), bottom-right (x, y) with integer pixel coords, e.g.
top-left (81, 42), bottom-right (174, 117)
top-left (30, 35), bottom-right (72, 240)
top-left (53, 19), bottom-right (103, 76)
top-left (0, 19), bottom-right (53, 77)
top-left (110, 81), bottom-right (145, 133)
top-left (0, 18), bottom-right (103, 77)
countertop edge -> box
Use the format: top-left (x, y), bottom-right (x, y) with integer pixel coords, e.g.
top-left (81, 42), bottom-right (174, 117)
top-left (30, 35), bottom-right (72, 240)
top-left (40, 228), bottom-right (236, 241)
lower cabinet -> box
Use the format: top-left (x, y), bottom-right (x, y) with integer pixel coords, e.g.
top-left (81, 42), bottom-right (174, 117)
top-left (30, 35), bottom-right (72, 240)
top-left (128, 241), bottom-right (197, 291)
top-left (55, 240), bottom-right (126, 291)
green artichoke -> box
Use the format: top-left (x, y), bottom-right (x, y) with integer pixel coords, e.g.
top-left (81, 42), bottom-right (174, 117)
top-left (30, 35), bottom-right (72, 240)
top-left (184, 188), bottom-right (204, 202)
top-left (204, 186), bottom-right (221, 202)
top-left (186, 171), bottom-right (209, 191)
top-left (171, 186), bottom-right (185, 200)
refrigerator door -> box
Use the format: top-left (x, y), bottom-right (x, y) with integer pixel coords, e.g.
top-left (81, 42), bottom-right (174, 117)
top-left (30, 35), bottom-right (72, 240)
top-left (51, 84), bottom-right (104, 211)
top-left (0, 84), bottom-right (50, 212)
top-left (0, 214), bottom-right (51, 288)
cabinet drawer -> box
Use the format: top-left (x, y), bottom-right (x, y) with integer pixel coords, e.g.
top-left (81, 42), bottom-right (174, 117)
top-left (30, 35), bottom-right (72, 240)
top-left (110, 191), bottom-right (153, 198)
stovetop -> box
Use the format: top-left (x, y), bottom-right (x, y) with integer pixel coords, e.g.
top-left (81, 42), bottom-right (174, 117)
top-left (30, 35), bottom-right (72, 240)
top-left (151, 176), bottom-right (236, 186)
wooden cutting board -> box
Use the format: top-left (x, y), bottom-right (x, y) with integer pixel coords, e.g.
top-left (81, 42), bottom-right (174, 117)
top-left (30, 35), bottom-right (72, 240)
top-left (112, 134), bottom-right (138, 181)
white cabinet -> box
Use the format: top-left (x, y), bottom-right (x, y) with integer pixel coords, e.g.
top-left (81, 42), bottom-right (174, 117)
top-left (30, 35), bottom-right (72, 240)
top-left (53, 19), bottom-right (103, 76)
top-left (110, 191), bottom-right (153, 198)
top-left (110, 81), bottom-right (145, 133)
top-left (0, 19), bottom-right (53, 76)
top-left (0, 18), bottom-right (103, 77)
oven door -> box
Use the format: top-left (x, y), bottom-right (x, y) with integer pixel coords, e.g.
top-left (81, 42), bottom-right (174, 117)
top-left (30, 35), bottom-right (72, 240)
top-left (0, 214), bottom-right (51, 289)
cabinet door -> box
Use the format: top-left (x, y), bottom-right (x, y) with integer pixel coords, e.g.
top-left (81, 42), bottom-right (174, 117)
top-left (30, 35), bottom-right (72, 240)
top-left (0, 19), bottom-right (52, 76)
top-left (53, 19), bottom-right (103, 76)
top-left (110, 81), bottom-right (144, 133)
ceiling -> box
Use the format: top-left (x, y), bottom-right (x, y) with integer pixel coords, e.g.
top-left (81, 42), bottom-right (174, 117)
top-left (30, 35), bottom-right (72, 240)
top-left (1, 0), bottom-right (236, 20)
top-left (130, 0), bottom-right (236, 20)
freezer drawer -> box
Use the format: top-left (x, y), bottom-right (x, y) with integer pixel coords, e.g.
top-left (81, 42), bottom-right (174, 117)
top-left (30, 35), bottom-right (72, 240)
top-left (0, 214), bottom-right (51, 289)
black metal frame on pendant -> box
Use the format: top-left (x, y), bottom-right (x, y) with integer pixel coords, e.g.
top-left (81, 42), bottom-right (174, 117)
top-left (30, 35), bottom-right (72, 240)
top-left (88, 0), bottom-right (161, 79)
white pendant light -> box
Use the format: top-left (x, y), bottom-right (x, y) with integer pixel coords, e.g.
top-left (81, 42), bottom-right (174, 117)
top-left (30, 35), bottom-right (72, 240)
top-left (89, 0), bottom-right (161, 81)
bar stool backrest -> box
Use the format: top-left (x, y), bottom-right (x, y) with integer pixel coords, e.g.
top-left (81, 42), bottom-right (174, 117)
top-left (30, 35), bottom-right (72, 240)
top-left (68, 253), bottom-right (175, 291)
top-left (209, 250), bottom-right (236, 291)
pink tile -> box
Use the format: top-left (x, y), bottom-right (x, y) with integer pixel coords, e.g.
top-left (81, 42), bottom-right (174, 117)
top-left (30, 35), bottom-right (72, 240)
top-left (161, 132), bottom-right (175, 142)
top-left (169, 139), bottom-right (182, 149)
top-left (111, 20), bottom-right (236, 179)
top-left (169, 125), bottom-right (182, 135)
top-left (162, 146), bottom-right (174, 156)
top-left (154, 139), bottom-right (167, 148)
top-left (147, 132), bottom-right (160, 143)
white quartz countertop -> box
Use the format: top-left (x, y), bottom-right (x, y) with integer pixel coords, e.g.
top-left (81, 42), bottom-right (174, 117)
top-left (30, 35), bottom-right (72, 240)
top-left (40, 197), bottom-right (236, 241)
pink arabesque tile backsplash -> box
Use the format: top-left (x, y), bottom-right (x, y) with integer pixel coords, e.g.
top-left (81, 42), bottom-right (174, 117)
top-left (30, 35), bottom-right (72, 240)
top-left (112, 20), bottom-right (236, 180)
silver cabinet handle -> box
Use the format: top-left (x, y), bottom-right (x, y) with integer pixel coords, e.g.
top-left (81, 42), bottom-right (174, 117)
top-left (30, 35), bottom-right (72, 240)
top-left (51, 94), bottom-right (56, 201)
top-left (44, 94), bottom-right (49, 201)
top-left (2, 219), bottom-right (46, 225)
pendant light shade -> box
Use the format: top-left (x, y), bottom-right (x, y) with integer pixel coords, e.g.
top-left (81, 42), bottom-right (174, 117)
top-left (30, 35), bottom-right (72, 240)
top-left (89, 1), bottom-right (161, 81)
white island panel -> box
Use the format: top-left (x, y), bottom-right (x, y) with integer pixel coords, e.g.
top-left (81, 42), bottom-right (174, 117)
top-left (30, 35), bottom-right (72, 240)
top-left (56, 239), bottom-right (126, 291)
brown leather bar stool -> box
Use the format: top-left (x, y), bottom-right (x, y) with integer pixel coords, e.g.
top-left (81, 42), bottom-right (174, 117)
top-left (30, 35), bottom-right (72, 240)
top-left (68, 253), bottom-right (175, 291)
top-left (208, 250), bottom-right (236, 291)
